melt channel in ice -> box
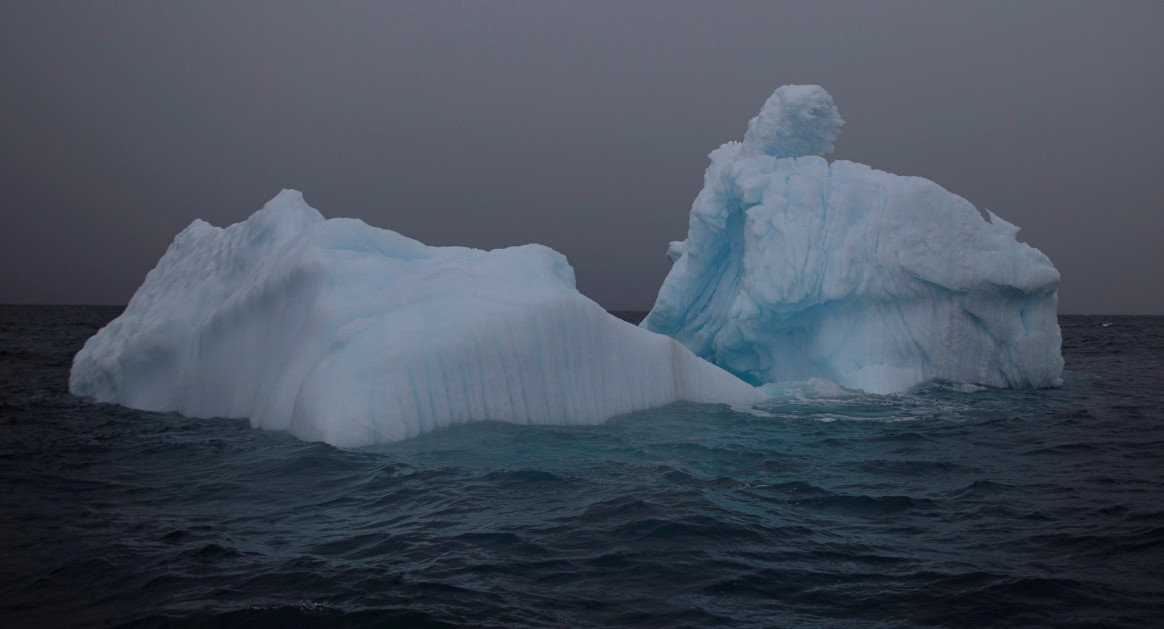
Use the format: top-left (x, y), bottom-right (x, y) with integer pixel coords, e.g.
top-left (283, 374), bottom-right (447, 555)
top-left (70, 191), bottom-right (765, 446)
top-left (642, 85), bottom-right (1063, 394)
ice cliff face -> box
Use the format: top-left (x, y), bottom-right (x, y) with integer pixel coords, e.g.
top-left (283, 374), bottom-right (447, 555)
top-left (70, 191), bottom-right (764, 446)
top-left (642, 85), bottom-right (1063, 394)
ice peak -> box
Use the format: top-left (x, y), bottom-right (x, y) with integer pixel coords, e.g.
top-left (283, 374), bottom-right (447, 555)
top-left (271, 188), bottom-right (305, 203)
top-left (740, 85), bottom-right (844, 159)
top-left (248, 189), bottom-right (325, 233)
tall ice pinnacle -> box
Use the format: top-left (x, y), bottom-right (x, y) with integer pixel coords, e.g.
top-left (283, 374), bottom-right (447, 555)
top-left (642, 85), bottom-right (1063, 394)
top-left (740, 84), bottom-right (844, 158)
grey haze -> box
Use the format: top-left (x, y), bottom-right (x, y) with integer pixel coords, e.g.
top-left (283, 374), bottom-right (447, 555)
top-left (2, 1), bottom-right (1161, 313)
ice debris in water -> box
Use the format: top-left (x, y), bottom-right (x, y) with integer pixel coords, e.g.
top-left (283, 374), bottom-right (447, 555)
top-left (642, 84), bottom-right (1063, 394)
top-left (70, 191), bottom-right (765, 446)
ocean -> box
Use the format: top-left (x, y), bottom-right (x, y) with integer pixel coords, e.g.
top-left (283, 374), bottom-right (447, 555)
top-left (1, 306), bottom-right (1161, 628)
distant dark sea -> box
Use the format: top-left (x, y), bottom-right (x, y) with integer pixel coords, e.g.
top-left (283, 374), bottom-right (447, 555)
top-left (1, 306), bottom-right (1162, 628)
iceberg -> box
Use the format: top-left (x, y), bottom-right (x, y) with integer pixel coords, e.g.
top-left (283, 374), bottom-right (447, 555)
top-left (70, 191), bottom-right (764, 446)
top-left (642, 85), bottom-right (1063, 394)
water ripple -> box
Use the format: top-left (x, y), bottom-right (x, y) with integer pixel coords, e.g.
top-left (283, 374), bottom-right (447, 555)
top-left (1, 308), bottom-right (1162, 627)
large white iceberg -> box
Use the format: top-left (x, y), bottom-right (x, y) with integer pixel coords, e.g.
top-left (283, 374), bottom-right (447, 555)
top-left (642, 85), bottom-right (1063, 394)
top-left (70, 191), bottom-right (764, 446)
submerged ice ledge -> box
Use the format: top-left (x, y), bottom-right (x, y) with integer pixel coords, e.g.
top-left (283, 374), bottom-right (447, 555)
top-left (70, 191), bottom-right (765, 446)
top-left (642, 85), bottom-right (1063, 394)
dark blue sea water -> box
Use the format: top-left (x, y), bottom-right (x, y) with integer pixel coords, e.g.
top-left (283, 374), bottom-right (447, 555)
top-left (2, 306), bottom-right (1162, 628)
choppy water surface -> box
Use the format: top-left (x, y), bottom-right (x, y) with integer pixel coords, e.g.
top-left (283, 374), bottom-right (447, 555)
top-left (1, 306), bottom-right (1162, 627)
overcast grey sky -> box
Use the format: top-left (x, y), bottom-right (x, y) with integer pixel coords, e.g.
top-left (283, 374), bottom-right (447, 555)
top-left (2, 1), bottom-right (1161, 312)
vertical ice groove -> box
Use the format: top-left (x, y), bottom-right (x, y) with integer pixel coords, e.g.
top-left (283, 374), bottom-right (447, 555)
top-left (556, 300), bottom-right (579, 424)
top-left (491, 325), bottom-right (523, 423)
top-left (430, 351), bottom-right (450, 432)
top-left (435, 345), bottom-right (465, 423)
top-left (580, 307), bottom-right (601, 421)
top-left (389, 377), bottom-right (408, 442)
top-left (406, 359), bottom-right (429, 438)
top-left (501, 317), bottom-right (532, 424)
top-left (472, 338), bottom-right (491, 421)
top-left (532, 303), bottom-right (556, 424)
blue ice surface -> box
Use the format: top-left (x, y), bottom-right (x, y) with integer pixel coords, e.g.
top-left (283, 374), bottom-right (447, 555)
top-left (70, 191), bottom-right (764, 446)
top-left (643, 85), bottom-right (1062, 394)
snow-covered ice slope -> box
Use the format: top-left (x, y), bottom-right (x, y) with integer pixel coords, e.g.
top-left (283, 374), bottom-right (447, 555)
top-left (642, 85), bottom-right (1063, 394)
top-left (71, 191), bottom-right (764, 446)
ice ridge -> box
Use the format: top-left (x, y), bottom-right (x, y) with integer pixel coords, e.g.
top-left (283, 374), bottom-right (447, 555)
top-left (70, 191), bottom-right (765, 446)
